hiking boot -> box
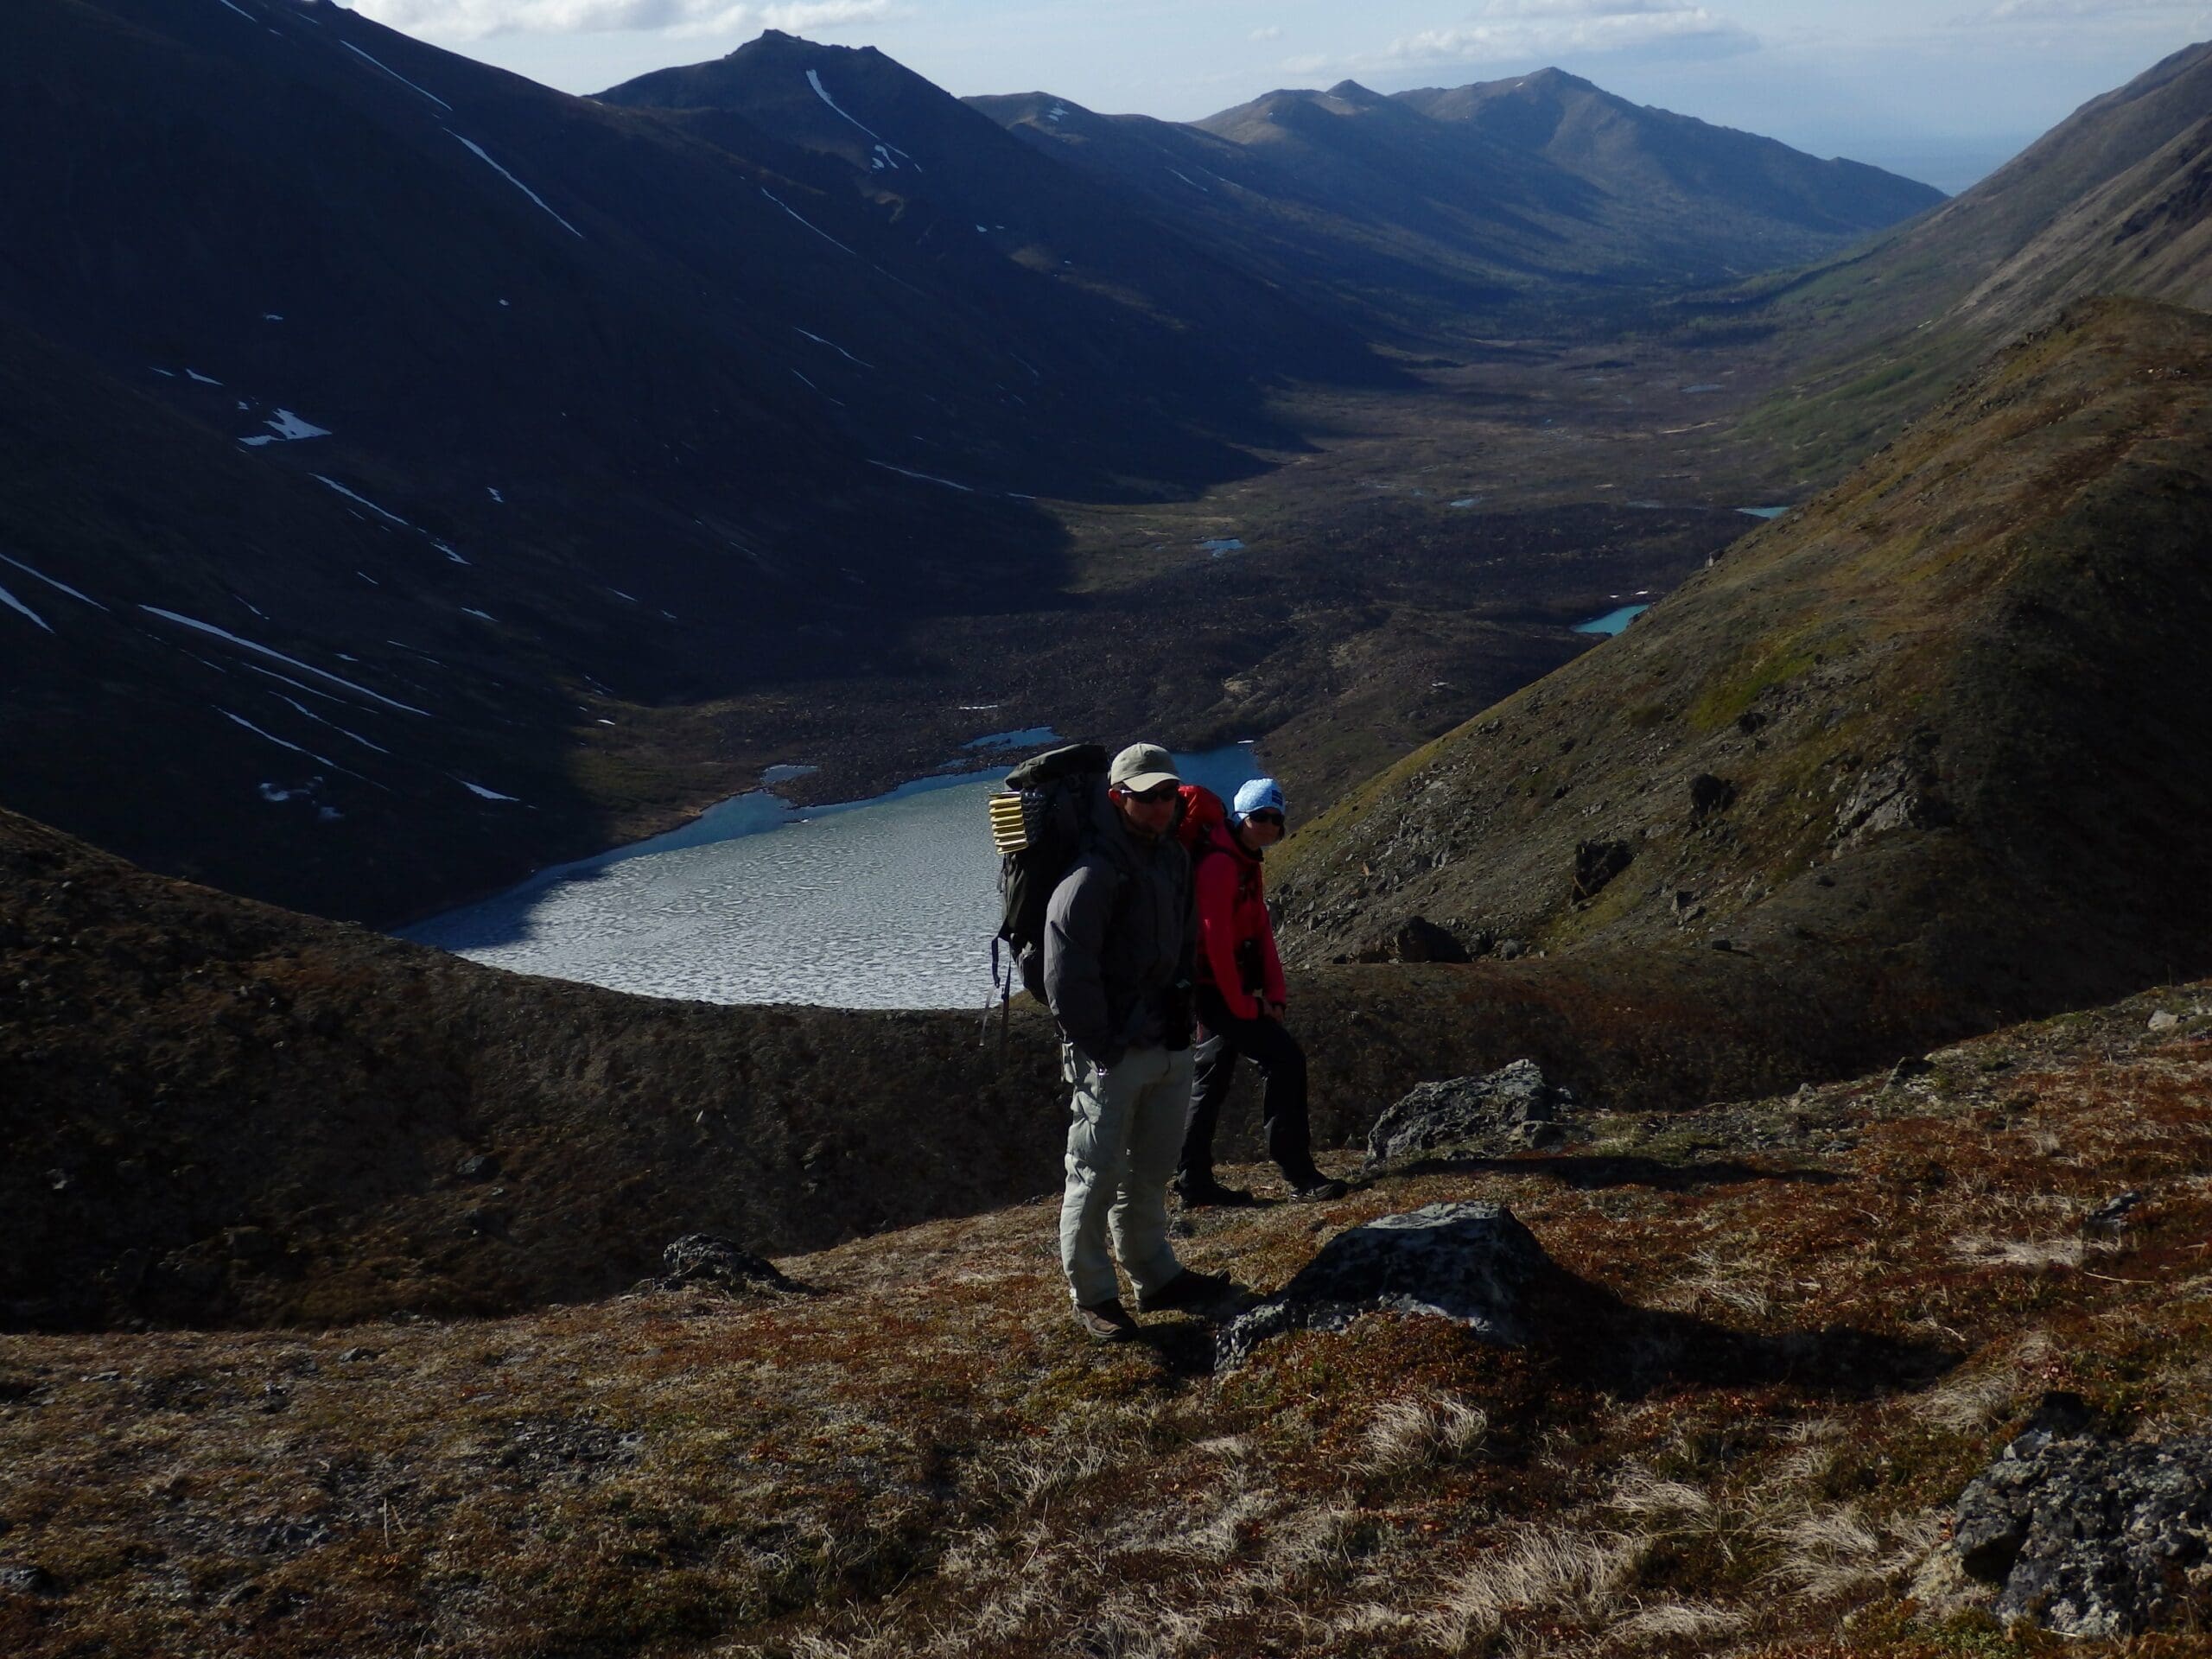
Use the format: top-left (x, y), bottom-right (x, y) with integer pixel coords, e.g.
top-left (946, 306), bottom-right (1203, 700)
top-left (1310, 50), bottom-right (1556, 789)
top-left (1136, 1268), bottom-right (1234, 1314)
top-left (1174, 1175), bottom-right (1258, 1209)
top-left (1072, 1297), bottom-right (1138, 1341)
top-left (1287, 1177), bottom-right (1349, 1203)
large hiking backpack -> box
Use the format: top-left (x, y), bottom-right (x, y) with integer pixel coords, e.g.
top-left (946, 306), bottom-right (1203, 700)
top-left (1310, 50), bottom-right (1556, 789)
top-left (988, 742), bottom-right (1111, 1003)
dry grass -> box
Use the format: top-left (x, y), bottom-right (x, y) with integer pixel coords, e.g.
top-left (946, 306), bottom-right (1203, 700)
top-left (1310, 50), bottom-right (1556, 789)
top-left (5, 990), bottom-right (2212, 1658)
top-left (1429, 1523), bottom-right (1648, 1650)
top-left (1359, 1393), bottom-right (1493, 1477)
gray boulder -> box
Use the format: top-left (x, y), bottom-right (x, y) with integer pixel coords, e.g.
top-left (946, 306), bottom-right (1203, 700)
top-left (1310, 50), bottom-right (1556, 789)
top-left (657, 1235), bottom-right (796, 1296)
top-left (1216, 1201), bottom-right (1548, 1370)
top-left (1364, 1060), bottom-right (1580, 1168)
top-left (1951, 1412), bottom-right (2212, 1636)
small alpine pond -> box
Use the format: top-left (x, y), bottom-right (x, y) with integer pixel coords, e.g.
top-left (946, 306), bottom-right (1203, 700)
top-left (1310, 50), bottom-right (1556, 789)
top-left (1573, 604), bottom-right (1650, 636)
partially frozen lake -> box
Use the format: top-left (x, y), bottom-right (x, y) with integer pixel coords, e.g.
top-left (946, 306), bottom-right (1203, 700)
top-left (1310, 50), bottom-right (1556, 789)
top-left (403, 744), bottom-right (1267, 1009)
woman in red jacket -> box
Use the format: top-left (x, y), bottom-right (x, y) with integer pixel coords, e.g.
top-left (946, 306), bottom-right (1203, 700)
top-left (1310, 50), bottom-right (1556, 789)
top-left (1174, 778), bottom-right (1348, 1205)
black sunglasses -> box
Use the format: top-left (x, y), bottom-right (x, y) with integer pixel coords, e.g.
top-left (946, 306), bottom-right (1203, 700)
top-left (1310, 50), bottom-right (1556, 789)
top-left (1117, 782), bottom-right (1180, 804)
top-left (1247, 810), bottom-right (1286, 827)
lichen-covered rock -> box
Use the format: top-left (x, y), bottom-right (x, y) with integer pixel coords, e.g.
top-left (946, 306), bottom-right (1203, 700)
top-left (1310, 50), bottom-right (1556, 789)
top-left (1950, 1414), bottom-right (2212, 1636)
top-left (1350, 915), bottom-right (1474, 964)
top-left (1215, 1201), bottom-right (1548, 1370)
top-left (657, 1235), bottom-right (796, 1296)
top-left (1363, 1060), bottom-right (1580, 1168)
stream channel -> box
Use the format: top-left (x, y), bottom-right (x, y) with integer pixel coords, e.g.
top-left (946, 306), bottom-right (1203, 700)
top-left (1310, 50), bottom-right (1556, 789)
top-left (403, 743), bottom-right (1267, 1010)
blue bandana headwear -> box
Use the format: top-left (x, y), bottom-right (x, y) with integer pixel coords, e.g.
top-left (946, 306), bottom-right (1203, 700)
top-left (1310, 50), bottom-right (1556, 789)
top-left (1232, 777), bottom-right (1287, 823)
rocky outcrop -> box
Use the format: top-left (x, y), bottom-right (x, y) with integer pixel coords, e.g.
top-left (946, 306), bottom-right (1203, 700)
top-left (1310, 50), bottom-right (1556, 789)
top-left (1571, 838), bottom-right (1633, 901)
top-left (1688, 772), bottom-right (1737, 820)
top-left (1349, 915), bottom-right (1475, 964)
top-left (1949, 1402), bottom-right (2212, 1636)
top-left (1216, 1200), bottom-right (1549, 1369)
top-left (1363, 1061), bottom-right (1581, 1167)
top-left (654, 1236), bottom-right (799, 1297)
top-left (1831, 752), bottom-right (1950, 853)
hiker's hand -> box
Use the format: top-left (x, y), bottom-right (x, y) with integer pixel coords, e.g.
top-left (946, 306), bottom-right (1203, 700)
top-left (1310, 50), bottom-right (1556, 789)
top-left (1264, 1000), bottom-right (1286, 1021)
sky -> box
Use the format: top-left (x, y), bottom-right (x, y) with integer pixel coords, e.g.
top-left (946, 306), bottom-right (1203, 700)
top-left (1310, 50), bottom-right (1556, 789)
top-left (345, 0), bottom-right (2212, 194)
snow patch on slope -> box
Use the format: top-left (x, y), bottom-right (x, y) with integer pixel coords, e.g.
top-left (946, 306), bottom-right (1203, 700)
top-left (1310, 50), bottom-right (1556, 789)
top-left (221, 709), bottom-right (338, 768)
top-left (244, 409), bottom-right (331, 446)
top-left (0, 582), bottom-right (53, 633)
top-left (868, 461), bottom-right (974, 493)
top-left (453, 135), bottom-right (582, 238)
top-left (141, 607), bottom-right (429, 716)
top-left (760, 188), bottom-right (855, 256)
top-left (793, 327), bottom-right (873, 368)
top-left (312, 474), bottom-right (412, 528)
top-left (266, 409), bottom-right (331, 441)
top-left (341, 39), bottom-right (452, 111)
top-left (0, 553), bottom-right (106, 612)
top-left (805, 68), bottom-right (918, 169)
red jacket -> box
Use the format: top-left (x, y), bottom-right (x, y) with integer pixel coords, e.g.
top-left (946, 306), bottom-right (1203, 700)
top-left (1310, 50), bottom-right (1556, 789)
top-left (1187, 808), bottom-right (1287, 1022)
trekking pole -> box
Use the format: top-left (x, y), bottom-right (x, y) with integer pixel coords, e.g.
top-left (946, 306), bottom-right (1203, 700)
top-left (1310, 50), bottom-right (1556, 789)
top-left (982, 939), bottom-right (1001, 1052)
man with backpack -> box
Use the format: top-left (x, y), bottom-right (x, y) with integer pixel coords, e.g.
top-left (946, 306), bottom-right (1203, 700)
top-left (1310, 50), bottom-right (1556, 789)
top-left (1041, 741), bottom-right (1230, 1340)
top-left (1175, 777), bottom-right (1349, 1206)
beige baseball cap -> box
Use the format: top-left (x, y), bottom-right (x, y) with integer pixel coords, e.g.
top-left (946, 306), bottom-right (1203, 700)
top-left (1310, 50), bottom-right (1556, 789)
top-left (1108, 742), bottom-right (1180, 792)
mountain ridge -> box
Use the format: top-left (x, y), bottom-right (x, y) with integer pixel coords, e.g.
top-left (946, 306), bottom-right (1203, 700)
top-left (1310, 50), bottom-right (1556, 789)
top-left (973, 61), bottom-right (1942, 339)
top-left (1744, 37), bottom-right (2212, 467)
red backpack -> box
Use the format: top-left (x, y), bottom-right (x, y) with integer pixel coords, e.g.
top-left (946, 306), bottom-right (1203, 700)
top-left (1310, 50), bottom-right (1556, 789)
top-left (1178, 783), bottom-right (1262, 903)
top-left (1175, 782), bottom-right (1229, 854)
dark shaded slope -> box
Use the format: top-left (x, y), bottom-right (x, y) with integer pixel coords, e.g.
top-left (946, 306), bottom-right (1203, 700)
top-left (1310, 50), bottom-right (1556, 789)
top-left (3, 1), bottom-right (1432, 920)
top-left (595, 32), bottom-right (1390, 404)
top-left (1273, 299), bottom-right (2212, 1056)
top-left (0, 800), bottom-right (1064, 1332)
top-left (0, 315), bottom-right (628, 921)
top-left (0, 290), bottom-right (1052, 924)
top-left (1746, 40), bottom-right (2212, 467)
top-left (6, 1), bottom-right (1351, 502)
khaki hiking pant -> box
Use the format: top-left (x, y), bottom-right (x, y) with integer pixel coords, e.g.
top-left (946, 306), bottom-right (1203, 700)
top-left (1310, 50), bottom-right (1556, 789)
top-left (1059, 1041), bottom-right (1193, 1308)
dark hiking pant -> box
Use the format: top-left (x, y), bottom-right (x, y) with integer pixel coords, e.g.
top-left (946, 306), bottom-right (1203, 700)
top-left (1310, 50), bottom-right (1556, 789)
top-left (1179, 983), bottom-right (1320, 1188)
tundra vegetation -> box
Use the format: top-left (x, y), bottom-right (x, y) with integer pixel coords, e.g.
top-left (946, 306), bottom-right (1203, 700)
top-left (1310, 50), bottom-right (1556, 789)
top-left (3, 985), bottom-right (2209, 1656)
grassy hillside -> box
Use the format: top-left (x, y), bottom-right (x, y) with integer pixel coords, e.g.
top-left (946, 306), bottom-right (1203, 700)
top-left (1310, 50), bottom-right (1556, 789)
top-left (1274, 297), bottom-right (2212, 1051)
top-left (1740, 41), bottom-right (2212, 474)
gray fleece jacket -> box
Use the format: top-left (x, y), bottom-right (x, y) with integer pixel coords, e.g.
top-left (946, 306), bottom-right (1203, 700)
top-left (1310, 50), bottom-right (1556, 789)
top-left (1042, 788), bottom-right (1194, 1069)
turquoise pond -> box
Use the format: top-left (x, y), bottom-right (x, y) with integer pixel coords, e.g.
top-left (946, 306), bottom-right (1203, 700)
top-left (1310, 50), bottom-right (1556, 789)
top-left (1573, 604), bottom-right (1650, 636)
top-left (402, 744), bottom-right (1268, 1009)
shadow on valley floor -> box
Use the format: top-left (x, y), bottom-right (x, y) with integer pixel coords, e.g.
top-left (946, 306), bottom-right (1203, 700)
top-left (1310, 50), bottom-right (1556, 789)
top-left (1541, 1266), bottom-right (1961, 1401)
top-left (1129, 1260), bottom-right (1956, 1396)
top-left (1396, 1154), bottom-right (1850, 1192)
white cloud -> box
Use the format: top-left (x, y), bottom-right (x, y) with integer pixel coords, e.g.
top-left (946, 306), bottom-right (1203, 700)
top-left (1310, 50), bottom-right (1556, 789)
top-left (1374, 0), bottom-right (1755, 67)
top-left (1249, 24), bottom-right (1282, 41)
top-left (350, 0), bottom-right (892, 41)
top-left (1969, 0), bottom-right (2204, 16)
